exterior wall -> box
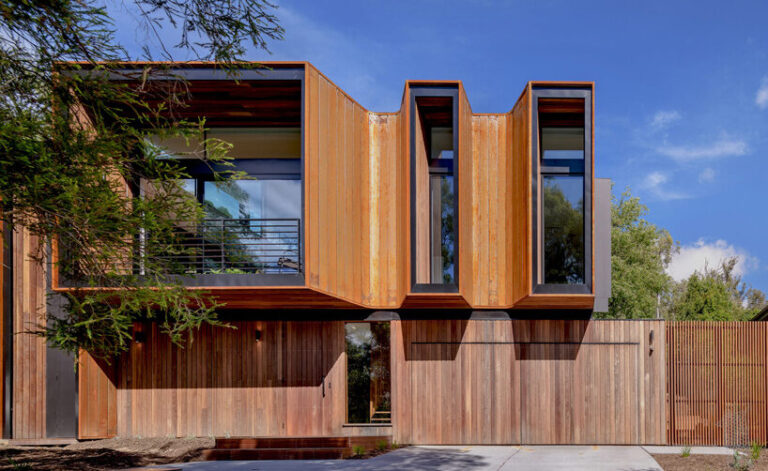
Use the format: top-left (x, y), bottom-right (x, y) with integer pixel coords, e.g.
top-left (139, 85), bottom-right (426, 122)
top-left (81, 318), bottom-right (666, 444)
top-left (392, 319), bottom-right (666, 445)
top-left (304, 65), bottom-right (406, 308)
top-left (113, 321), bottom-right (390, 438)
top-left (11, 228), bottom-right (48, 439)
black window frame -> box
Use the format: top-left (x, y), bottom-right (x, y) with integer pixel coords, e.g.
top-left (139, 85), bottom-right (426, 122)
top-left (409, 86), bottom-right (460, 294)
top-left (141, 68), bottom-right (306, 287)
top-left (531, 87), bottom-right (592, 295)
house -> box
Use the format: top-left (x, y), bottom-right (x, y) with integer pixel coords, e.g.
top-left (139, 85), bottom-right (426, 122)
top-left (0, 62), bottom-right (668, 448)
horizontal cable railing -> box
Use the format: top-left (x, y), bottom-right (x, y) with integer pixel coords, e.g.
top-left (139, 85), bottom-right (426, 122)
top-left (149, 218), bottom-right (302, 276)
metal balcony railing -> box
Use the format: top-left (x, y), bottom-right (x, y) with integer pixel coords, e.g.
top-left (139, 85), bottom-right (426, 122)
top-left (154, 218), bottom-right (302, 275)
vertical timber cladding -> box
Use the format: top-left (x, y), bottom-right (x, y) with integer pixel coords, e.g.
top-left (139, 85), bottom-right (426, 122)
top-left (304, 64), bottom-right (406, 308)
top-left (392, 319), bottom-right (666, 445)
top-left (11, 228), bottom-right (48, 439)
top-left (116, 321), bottom-right (355, 438)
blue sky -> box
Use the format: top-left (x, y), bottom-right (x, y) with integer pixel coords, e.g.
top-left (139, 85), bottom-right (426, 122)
top-left (112, 0), bottom-right (768, 293)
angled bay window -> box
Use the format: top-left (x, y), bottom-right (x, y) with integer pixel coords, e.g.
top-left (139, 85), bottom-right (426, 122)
top-left (410, 87), bottom-right (459, 292)
top-left (533, 88), bottom-right (592, 294)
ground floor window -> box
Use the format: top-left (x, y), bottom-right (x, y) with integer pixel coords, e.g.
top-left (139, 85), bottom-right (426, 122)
top-left (345, 322), bottom-right (391, 424)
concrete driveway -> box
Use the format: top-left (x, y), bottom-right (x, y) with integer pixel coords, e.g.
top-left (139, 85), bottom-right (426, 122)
top-left (158, 445), bottom-right (663, 470)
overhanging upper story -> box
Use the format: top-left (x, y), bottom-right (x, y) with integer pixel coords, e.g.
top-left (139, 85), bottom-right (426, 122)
top-left (51, 62), bottom-right (607, 311)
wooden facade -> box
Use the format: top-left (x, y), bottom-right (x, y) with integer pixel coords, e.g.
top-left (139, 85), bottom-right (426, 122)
top-left (393, 319), bottom-right (665, 445)
top-left (3, 62), bottom-right (646, 445)
top-left (74, 319), bottom-right (666, 444)
top-left (48, 63), bottom-right (596, 311)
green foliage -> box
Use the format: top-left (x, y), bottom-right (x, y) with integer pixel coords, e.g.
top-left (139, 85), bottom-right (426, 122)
top-left (7, 458), bottom-right (32, 470)
top-left (733, 450), bottom-right (756, 471)
top-left (351, 445), bottom-right (366, 457)
top-left (0, 0), bottom-right (283, 359)
top-left (599, 187), bottom-right (674, 318)
top-left (600, 187), bottom-right (766, 320)
top-left (681, 445), bottom-right (691, 458)
top-left (668, 258), bottom-right (765, 321)
top-left (751, 442), bottom-right (761, 461)
top-left (376, 439), bottom-right (389, 451)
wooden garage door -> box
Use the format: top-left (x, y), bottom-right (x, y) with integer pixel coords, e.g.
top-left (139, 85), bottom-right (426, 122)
top-left (519, 342), bottom-right (641, 444)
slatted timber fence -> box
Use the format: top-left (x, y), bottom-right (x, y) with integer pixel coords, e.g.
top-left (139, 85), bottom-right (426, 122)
top-left (667, 322), bottom-right (768, 446)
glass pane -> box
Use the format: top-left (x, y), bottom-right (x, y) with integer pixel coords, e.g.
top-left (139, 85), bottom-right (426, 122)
top-left (145, 135), bottom-right (204, 159)
top-left (543, 175), bottom-right (584, 284)
top-left (207, 128), bottom-right (301, 159)
top-left (430, 174), bottom-right (455, 284)
top-left (430, 127), bottom-right (453, 160)
top-left (203, 180), bottom-right (300, 220)
top-left (180, 179), bottom-right (196, 197)
top-left (346, 323), bottom-right (391, 424)
top-left (541, 127), bottom-right (584, 160)
top-left (202, 179), bottom-right (301, 274)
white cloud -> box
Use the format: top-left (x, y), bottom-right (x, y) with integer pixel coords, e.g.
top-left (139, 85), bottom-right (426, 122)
top-left (650, 110), bottom-right (681, 130)
top-left (667, 239), bottom-right (759, 282)
top-left (259, 6), bottom-right (390, 110)
top-left (657, 137), bottom-right (748, 162)
top-left (641, 171), bottom-right (689, 201)
top-left (757, 76), bottom-right (768, 110)
top-left (698, 167), bottom-right (715, 183)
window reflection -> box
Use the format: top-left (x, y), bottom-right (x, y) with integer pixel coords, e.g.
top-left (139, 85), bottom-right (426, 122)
top-left (203, 180), bottom-right (301, 220)
top-left (543, 175), bottom-right (585, 284)
top-left (346, 322), bottom-right (391, 424)
top-left (541, 127), bottom-right (585, 160)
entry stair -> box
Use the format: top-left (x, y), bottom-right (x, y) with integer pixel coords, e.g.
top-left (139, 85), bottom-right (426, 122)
top-left (202, 435), bottom-right (391, 460)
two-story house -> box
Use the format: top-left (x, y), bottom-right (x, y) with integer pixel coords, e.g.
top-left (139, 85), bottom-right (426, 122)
top-left (0, 62), bottom-right (667, 449)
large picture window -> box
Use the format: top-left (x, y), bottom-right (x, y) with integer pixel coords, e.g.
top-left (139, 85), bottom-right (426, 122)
top-left (533, 90), bottom-right (592, 294)
top-left (144, 127), bottom-right (303, 276)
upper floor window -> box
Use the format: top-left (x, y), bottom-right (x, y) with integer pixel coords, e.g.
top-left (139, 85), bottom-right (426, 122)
top-left (533, 90), bottom-right (592, 293)
top-left (410, 87), bottom-right (459, 292)
top-left (146, 127), bottom-right (302, 276)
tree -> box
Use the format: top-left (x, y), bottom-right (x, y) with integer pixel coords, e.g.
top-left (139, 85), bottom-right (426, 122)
top-left (667, 257), bottom-right (767, 321)
top-left (600, 187), bottom-right (675, 319)
top-left (0, 0), bottom-right (284, 358)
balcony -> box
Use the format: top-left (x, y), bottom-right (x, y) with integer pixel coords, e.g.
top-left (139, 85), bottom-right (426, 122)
top-left (147, 217), bottom-right (303, 286)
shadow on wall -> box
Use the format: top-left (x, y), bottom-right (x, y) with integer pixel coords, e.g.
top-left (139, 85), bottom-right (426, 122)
top-left (400, 318), bottom-right (591, 361)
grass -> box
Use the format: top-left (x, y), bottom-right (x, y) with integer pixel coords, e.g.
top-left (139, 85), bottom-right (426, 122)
top-left (681, 445), bottom-right (691, 458)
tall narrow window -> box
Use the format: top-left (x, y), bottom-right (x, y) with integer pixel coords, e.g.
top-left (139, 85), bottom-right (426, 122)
top-left (534, 91), bottom-right (592, 293)
top-left (411, 88), bottom-right (459, 291)
top-left (345, 322), bottom-right (391, 424)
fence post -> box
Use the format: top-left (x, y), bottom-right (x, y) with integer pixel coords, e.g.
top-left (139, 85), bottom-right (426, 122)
top-left (716, 324), bottom-right (723, 446)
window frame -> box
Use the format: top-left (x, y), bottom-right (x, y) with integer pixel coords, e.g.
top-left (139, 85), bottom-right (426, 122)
top-left (409, 86), bottom-right (460, 293)
top-left (531, 87), bottom-right (592, 295)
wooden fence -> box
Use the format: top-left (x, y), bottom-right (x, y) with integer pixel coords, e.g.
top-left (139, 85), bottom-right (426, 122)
top-left (667, 322), bottom-right (768, 446)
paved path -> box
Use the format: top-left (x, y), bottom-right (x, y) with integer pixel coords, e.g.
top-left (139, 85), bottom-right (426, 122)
top-left (157, 445), bottom-right (663, 470)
